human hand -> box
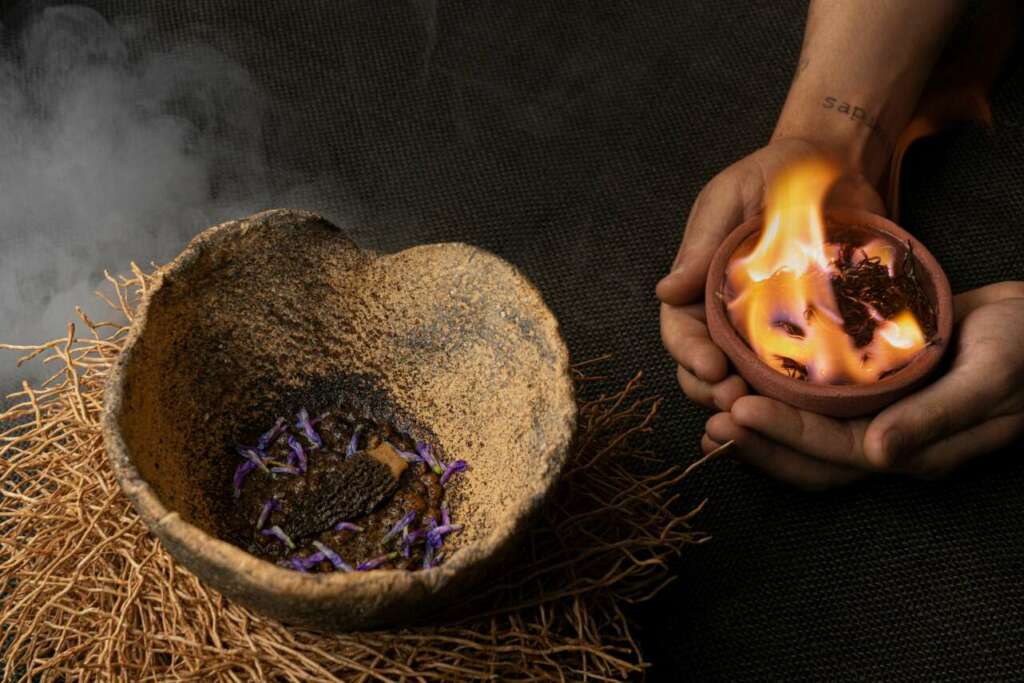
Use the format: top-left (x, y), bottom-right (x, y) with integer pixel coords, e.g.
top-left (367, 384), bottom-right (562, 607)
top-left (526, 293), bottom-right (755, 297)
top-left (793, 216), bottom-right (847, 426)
top-left (702, 281), bottom-right (1024, 489)
top-left (657, 137), bottom-right (885, 414)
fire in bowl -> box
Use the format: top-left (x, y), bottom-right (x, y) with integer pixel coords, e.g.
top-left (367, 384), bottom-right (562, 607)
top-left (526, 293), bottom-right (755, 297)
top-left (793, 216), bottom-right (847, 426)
top-left (705, 160), bottom-right (953, 418)
top-left (101, 209), bottom-right (576, 631)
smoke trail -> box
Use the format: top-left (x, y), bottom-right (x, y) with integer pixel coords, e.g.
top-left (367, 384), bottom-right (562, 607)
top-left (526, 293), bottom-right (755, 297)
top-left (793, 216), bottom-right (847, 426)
top-left (0, 5), bottom-right (273, 382)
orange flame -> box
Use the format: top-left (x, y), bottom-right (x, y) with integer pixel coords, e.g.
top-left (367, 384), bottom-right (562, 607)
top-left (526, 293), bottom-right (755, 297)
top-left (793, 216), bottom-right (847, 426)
top-left (725, 159), bottom-right (927, 385)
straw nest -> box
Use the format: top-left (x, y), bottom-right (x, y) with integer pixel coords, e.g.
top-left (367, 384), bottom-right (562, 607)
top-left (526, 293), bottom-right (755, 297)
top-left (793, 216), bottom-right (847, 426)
top-left (1, 265), bottom-right (717, 681)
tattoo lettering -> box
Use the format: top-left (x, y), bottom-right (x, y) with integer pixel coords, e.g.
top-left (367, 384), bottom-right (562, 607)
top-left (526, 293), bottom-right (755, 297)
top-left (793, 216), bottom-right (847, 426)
top-left (822, 96), bottom-right (893, 152)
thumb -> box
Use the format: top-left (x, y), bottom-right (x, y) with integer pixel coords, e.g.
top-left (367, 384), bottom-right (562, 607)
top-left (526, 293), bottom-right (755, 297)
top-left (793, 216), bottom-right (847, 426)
top-left (657, 184), bottom-right (746, 306)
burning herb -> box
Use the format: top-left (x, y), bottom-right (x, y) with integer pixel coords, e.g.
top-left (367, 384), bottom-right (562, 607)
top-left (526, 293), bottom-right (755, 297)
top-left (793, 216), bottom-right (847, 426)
top-left (773, 320), bottom-right (805, 338)
top-left (831, 240), bottom-right (936, 349)
top-left (879, 362), bottom-right (910, 380)
top-left (775, 355), bottom-right (809, 381)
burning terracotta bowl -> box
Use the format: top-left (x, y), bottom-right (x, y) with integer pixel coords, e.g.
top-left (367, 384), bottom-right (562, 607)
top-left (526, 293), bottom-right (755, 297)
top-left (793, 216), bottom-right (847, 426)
top-left (102, 209), bottom-right (576, 631)
top-left (705, 207), bottom-right (953, 418)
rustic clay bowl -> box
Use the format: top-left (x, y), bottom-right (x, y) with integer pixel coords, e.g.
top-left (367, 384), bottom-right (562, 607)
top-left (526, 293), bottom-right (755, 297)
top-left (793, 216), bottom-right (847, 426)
top-left (102, 209), bottom-right (576, 631)
top-left (705, 207), bottom-right (953, 418)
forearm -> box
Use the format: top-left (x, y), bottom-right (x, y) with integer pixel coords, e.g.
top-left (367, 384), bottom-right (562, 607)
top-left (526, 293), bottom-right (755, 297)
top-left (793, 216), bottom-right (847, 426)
top-left (772, 0), bottom-right (966, 184)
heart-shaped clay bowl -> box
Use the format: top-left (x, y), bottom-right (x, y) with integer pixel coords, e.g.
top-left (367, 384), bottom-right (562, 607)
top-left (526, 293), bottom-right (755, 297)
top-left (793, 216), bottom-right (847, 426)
top-left (102, 209), bottom-right (576, 631)
top-left (705, 207), bottom-right (953, 418)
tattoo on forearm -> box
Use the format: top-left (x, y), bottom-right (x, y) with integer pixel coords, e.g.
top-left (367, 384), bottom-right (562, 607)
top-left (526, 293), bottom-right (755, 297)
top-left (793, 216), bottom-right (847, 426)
top-left (822, 96), bottom-right (893, 152)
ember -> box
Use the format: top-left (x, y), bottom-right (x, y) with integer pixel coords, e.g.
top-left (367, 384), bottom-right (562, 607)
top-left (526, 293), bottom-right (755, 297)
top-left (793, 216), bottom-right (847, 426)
top-left (231, 406), bottom-right (467, 573)
top-left (724, 158), bottom-right (936, 385)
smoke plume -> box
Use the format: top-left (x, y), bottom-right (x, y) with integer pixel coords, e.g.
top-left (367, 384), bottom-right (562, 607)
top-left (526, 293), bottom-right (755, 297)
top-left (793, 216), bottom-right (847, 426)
top-left (0, 5), bottom-right (274, 383)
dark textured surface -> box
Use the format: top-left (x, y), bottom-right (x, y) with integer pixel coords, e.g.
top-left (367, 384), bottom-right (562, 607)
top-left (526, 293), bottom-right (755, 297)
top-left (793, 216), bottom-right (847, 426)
top-left (4, 0), bottom-right (1024, 679)
top-left (273, 452), bottom-right (398, 542)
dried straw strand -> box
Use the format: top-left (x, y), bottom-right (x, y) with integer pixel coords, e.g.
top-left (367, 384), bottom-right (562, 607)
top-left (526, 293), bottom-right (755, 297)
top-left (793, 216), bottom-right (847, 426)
top-left (1, 264), bottom-right (715, 681)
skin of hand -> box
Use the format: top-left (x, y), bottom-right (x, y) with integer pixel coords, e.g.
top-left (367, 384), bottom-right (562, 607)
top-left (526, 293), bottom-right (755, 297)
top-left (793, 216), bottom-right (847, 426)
top-left (659, 0), bottom-right (972, 487)
top-left (701, 282), bottom-right (1024, 490)
top-left (658, 0), bottom-right (965, 413)
top-left (656, 138), bottom-right (884, 416)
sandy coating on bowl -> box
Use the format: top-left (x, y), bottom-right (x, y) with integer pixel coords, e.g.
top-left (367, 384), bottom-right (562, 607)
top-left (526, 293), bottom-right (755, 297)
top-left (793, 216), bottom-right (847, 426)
top-left (102, 209), bottom-right (576, 631)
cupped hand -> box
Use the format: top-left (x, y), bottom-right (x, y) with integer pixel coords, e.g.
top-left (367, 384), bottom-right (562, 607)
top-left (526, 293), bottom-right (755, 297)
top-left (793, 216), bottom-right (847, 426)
top-left (703, 282), bottom-right (1024, 489)
top-left (658, 137), bottom-right (884, 413)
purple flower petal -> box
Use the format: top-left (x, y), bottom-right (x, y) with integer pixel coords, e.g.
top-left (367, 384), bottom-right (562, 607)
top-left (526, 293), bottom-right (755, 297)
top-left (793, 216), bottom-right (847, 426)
top-left (295, 407), bottom-right (323, 449)
top-left (233, 460), bottom-right (257, 498)
top-left (391, 444), bottom-right (421, 463)
top-left (257, 417), bottom-right (288, 451)
top-left (382, 511), bottom-right (417, 543)
top-left (287, 435), bottom-right (307, 473)
top-left (440, 502), bottom-right (450, 527)
top-left (256, 499), bottom-right (280, 529)
top-left (299, 551), bottom-right (327, 569)
top-left (271, 465), bottom-right (300, 476)
top-left (236, 446), bottom-right (270, 473)
top-left (439, 459), bottom-right (468, 486)
top-left (400, 529), bottom-right (425, 558)
top-left (334, 521), bottom-right (364, 533)
top-left (346, 426), bottom-right (363, 459)
top-left (260, 525), bottom-right (296, 549)
top-left (289, 558), bottom-right (310, 573)
top-left (313, 541), bottom-right (353, 571)
top-left (356, 552), bottom-right (399, 571)
top-left (416, 442), bottom-right (443, 475)
top-left (426, 523), bottom-right (463, 549)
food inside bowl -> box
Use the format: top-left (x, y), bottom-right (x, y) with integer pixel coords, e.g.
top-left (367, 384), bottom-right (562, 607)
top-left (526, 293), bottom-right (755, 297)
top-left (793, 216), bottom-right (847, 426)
top-left (231, 406), bottom-right (467, 572)
top-left (724, 225), bottom-right (938, 385)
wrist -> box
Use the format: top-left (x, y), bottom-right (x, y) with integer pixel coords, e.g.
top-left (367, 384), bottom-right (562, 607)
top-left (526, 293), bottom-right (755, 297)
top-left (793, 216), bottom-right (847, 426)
top-left (771, 92), bottom-right (895, 186)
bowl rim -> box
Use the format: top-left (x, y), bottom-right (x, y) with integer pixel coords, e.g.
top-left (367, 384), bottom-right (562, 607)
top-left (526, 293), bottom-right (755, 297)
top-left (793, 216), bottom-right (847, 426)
top-left (101, 209), bottom-right (578, 611)
top-left (704, 207), bottom-right (954, 400)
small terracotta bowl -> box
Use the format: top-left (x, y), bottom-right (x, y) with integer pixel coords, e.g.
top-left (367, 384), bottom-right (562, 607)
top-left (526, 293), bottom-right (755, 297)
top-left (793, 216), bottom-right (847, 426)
top-left (102, 209), bottom-right (576, 631)
top-left (705, 207), bottom-right (953, 418)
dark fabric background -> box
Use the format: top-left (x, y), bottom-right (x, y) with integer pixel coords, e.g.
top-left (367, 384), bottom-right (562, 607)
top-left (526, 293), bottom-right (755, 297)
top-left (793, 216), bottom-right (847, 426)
top-left (4, 1), bottom-right (1023, 679)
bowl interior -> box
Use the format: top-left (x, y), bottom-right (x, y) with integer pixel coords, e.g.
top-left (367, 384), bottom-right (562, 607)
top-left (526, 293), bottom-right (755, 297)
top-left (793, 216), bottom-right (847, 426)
top-left (109, 210), bottom-right (575, 585)
top-left (725, 220), bottom-right (943, 337)
top-left (704, 209), bottom-right (953, 417)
